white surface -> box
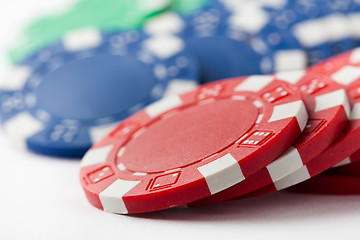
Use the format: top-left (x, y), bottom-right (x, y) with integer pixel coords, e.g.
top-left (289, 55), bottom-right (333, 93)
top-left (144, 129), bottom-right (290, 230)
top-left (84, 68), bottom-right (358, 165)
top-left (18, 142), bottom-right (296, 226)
top-left (1, 1), bottom-right (360, 240)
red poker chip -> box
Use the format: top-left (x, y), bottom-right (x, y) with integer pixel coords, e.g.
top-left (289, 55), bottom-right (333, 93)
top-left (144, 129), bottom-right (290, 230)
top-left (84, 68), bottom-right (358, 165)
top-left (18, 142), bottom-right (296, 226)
top-left (287, 174), bottom-right (360, 195)
top-left (233, 48), bottom-right (360, 200)
top-left (79, 75), bottom-right (307, 214)
top-left (332, 148), bottom-right (360, 167)
top-left (328, 159), bottom-right (360, 177)
top-left (188, 71), bottom-right (349, 208)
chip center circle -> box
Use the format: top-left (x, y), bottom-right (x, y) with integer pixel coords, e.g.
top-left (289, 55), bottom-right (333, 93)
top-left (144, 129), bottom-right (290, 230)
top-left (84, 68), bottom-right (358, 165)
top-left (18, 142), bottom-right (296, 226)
top-left (35, 54), bottom-right (156, 120)
top-left (118, 97), bottom-right (259, 173)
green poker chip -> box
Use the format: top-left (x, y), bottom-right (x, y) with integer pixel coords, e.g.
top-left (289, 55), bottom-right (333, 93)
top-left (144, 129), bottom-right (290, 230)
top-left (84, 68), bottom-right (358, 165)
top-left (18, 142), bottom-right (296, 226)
top-left (8, 0), bottom-right (171, 63)
top-left (171, 0), bottom-right (212, 14)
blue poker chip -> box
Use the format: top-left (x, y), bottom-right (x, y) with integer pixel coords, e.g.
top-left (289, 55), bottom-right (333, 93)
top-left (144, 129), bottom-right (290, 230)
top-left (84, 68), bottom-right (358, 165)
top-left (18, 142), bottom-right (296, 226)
top-left (0, 28), bottom-right (199, 157)
top-left (144, 0), bottom-right (307, 83)
top-left (262, 0), bottom-right (355, 65)
top-left (310, 0), bottom-right (355, 55)
top-left (339, 0), bottom-right (360, 47)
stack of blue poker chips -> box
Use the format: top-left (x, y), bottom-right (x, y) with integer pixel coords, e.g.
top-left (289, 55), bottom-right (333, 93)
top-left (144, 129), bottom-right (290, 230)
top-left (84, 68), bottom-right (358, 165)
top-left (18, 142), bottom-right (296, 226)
top-left (145, 0), bottom-right (308, 83)
top-left (339, 0), bottom-right (360, 47)
top-left (285, 0), bottom-right (355, 61)
top-left (0, 28), bottom-right (200, 157)
top-left (146, 0), bottom-right (360, 83)
top-left (320, 0), bottom-right (356, 54)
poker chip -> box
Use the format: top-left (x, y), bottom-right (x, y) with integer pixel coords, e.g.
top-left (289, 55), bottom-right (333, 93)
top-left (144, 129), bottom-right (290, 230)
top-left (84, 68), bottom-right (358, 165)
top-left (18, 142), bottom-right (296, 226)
top-left (313, 0), bottom-right (356, 55)
top-left (145, 1), bottom-right (307, 83)
top-left (287, 174), bottom-right (360, 195)
top-left (290, 152), bottom-right (360, 195)
top-left (79, 75), bottom-right (307, 214)
top-left (233, 48), bottom-right (360, 199)
top-left (0, 29), bottom-right (199, 157)
top-left (332, 148), bottom-right (360, 168)
top-left (328, 156), bottom-right (360, 177)
top-left (343, 0), bottom-right (360, 46)
top-left (171, 0), bottom-right (212, 14)
top-left (8, 0), bottom-right (171, 63)
top-left (188, 70), bottom-right (350, 207)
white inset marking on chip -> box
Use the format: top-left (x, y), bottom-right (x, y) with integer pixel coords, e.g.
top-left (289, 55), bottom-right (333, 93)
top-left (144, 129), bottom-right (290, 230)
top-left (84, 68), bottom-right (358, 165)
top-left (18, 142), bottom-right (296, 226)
top-left (236, 133), bottom-right (249, 144)
top-left (332, 157), bottom-right (351, 168)
top-left (117, 163), bottom-right (126, 171)
top-left (89, 122), bottom-right (119, 143)
top-left (197, 153), bottom-right (244, 195)
top-left (253, 100), bottom-right (263, 108)
top-left (143, 34), bottom-right (184, 59)
top-left (267, 147), bottom-right (304, 182)
top-left (80, 145), bottom-right (114, 167)
top-left (232, 95), bottom-right (246, 101)
top-left (256, 114), bottom-right (263, 124)
top-left (145, 95), bottom-right (182, 118)
top-left (4, 112), bottom-right (44, 149)
top-left (117, 147), bottom-right (125, 158)
top-left (234, 75), bottom-right (274, 92)
top-left (314, 89), bottom-right (351, 118)
top-left (99, 179), bottom-right (140, 214)
top-left (132, 128), bottom-right (145, 139)
top-left (63, 27), bottom-right (102, 51)
top-left (331, 66), bottom-right (360, 86)
top-left (274, 165), bottom-right (310, 191)
top-left (144, 12), bottom-right (185, 34)
top-left (350, 103), bottom-right (360, 120)
top-left (164, 168), bottom-right (181, 174)
top-left (269, 100), bottom-right (308, 131)
top-left (275, 70), bottom-right (306, 84)
top-left (0, 66), bottom-right (32, 90)
top-left (163, 79), bottom-right (198, 97)
top-left (133, 172), bottom-right (147, 176)
top-left (274, 50), bottom-right (307, 72)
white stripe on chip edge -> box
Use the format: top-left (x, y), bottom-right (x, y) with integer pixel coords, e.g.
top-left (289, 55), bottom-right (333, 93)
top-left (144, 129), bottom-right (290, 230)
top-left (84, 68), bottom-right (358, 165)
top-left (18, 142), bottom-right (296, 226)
top-left (99, 179), bottom-right (141, 214)
top-left (234, 75), bottom-right (274, 92)
top-left (266, 147), bottom-right (304, 182)
top-left (331, 66), bottom-right (360, 86)
top-left (350, 47), bottom-right (360, 64)
top-left (293, 18), bottom-right (329, 47)
top-left (274, 165), bottom-right (310, 191)
top-left (63, 27), bottom-right (103, 52)
top-left (143, 34), bottom-right (184, 59)
top-left (197, 153), bottom-right (244, 195)
top-left (228, 4), bottom-right (270, 34)
top-left (80, 145), bottom-right (114, 167)
top-left (349, 13), bottom-right (360, 39)
top-left (163, 80), bottom-right (198, 97)
top-left (314, 89), bottom-right (351, 118)
top-left (145, 95), bottom-right (182, 118)
top-left (144, 12), bottom-right (185, 35)
top-left (89, 122), bottom-right (120, 143)
top-left (332, 157), bottom-right (351, 168)
top-left (275, 70), bottom-right (306, 84)
top-left (0, 66), bottom-right (32, 90)
top-left (324, 14), bottom-right (352, 41)
top-left (269, 100), bottom-right (308, 132)
top-left (274, 50), bottom-right (307, 72)
top-left (350, 103), bottom-right (360, 120)
top-left (4, 112), bottom-right (44, 149)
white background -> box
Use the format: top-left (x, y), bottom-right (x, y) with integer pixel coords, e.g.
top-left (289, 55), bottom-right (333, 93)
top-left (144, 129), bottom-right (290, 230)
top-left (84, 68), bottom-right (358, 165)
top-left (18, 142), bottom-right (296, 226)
top-left (1, 1), bottom-right (360, 239)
